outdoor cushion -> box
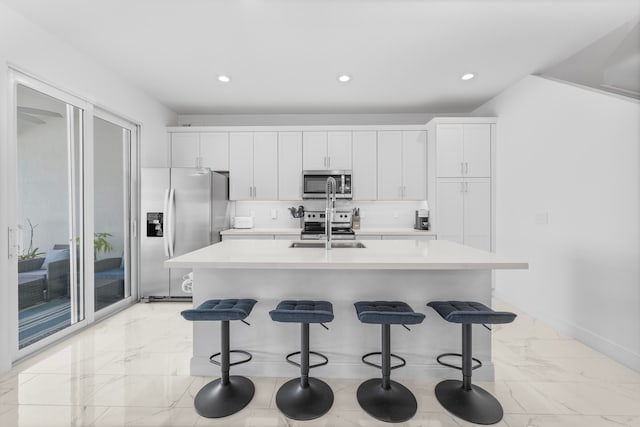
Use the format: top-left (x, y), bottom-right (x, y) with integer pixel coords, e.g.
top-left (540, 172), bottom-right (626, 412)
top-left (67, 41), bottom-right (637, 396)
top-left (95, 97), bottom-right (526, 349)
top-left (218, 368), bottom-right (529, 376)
top-left (41, 249), bottom-right (69, 269)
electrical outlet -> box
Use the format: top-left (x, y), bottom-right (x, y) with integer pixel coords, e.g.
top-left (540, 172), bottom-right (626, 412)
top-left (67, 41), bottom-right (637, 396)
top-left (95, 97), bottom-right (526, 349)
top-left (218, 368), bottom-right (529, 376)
top-left (271, 209), bottom-right (278, 219)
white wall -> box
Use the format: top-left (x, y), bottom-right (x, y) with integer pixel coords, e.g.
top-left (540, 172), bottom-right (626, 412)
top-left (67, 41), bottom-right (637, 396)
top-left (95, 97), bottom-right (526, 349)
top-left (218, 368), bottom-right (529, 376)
top-left (0, 2), bottom-right (177, 373)
top-left (474, 75), bottom-right (640, 371)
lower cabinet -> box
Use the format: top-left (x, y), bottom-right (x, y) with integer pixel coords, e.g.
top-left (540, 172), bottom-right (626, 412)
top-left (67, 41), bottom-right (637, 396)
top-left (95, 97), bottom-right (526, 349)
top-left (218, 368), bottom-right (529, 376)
top-left (436, 178), bottom-right (491, 251)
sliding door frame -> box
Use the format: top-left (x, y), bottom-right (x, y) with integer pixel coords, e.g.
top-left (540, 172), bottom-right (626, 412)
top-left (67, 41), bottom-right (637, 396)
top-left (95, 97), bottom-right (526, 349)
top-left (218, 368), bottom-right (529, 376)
top-left (92, 108), bottom-right (140, 320)
top-left (8, 68), bottom-right (140, 361)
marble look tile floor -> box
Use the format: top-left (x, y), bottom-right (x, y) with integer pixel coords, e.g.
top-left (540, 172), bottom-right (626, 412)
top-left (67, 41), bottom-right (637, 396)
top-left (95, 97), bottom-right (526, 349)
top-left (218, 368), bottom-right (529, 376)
top-left (1, 299), bottom-right (639, 427)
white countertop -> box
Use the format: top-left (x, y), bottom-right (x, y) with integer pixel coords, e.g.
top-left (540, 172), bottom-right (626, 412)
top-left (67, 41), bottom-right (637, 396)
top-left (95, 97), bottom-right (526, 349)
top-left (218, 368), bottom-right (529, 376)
top-left (220, 228), bottom-right (437, 236)
top-left (165, 239), bottom-right (527, 270)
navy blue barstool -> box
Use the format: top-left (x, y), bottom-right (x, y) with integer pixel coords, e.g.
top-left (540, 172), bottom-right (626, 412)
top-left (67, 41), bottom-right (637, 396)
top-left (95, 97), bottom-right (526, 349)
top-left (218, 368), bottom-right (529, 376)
top-left (269, 300), bottom-right (334, 421)
top-left (427, 301), bottom-right (516, 425)
top-left (354, 301), bottom-right (425, 423)
top-left (181, 298), bottom-right (257, 418)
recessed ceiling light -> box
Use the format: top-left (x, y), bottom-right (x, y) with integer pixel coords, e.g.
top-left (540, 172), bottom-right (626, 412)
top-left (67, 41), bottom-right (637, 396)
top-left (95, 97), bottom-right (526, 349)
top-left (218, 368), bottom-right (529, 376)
top-left (337, 74), bottom-right (351, 83)
top-left (218, 75), bottom-right (231, 83)
top-left (461, 73), bottom-right (475, 81)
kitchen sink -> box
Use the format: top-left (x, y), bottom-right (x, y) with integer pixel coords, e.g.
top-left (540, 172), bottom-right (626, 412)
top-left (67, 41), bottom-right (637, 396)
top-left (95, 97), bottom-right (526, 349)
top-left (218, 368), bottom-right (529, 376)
top-left (289, 241), bottom-right (367, 249)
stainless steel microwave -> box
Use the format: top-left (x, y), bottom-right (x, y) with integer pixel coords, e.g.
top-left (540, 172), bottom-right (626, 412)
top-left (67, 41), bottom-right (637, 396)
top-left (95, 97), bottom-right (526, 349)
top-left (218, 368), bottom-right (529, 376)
top-left (302, 170), bottom-right (352, 199)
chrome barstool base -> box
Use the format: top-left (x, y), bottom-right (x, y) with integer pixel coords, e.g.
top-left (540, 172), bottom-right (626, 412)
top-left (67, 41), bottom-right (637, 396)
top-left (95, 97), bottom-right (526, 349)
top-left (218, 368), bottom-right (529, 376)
top-left (357, 378), bottom-right (418, 423)
top-left (194, 375), bottom-right (255, 418)
top-left (275, 377), bottom-right (334, 421)
top-left (434, 379), bottom-right (503, 425)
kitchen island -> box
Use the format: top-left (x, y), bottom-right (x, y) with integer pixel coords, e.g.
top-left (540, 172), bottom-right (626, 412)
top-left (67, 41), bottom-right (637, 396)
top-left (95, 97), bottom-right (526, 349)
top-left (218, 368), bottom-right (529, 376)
top-left (165, 239), bottom-right (527, 381)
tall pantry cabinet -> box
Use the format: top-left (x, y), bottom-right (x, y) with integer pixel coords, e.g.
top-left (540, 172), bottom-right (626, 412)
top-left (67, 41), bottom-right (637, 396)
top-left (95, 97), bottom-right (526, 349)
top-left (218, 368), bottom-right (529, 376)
top-left (431, 119), bottom-right (495, 251)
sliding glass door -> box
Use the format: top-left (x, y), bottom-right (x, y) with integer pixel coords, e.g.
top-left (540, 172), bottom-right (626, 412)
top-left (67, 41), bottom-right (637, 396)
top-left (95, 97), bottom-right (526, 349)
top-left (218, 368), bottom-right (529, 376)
top-left (93, 115), bottom-right (134, 312)
top-left (16, 84), bottom-right (85, 349)
top-left (11, 72), bottom-right (139, 358)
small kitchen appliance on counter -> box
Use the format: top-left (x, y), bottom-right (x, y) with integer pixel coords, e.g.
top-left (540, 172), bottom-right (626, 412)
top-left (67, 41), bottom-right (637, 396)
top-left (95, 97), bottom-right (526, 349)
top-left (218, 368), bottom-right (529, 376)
top-left (233, 216), bottom-right (254, 229)
top-left (301, 210), bottom-right (355, 240)
top-left (414, 201), bottom-right (430, 230)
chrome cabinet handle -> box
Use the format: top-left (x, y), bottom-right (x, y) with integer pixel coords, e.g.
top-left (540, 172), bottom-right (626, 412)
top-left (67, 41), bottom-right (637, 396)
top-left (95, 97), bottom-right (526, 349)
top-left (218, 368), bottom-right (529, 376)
top-left (253, 186), bottom-right (257, 199)
top-left (460, 182), bottom-right (465, 193)
top-left (461, 162), bottom-right (464, 175)
top-left (465, 162), bottom-right (469, 175)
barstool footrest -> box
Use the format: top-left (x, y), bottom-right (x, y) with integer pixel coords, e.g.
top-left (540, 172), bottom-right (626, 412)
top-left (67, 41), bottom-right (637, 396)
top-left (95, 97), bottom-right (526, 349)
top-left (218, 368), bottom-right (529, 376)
top-left (362, 351), bottom-right (407, 371)
top-left (436, 352), bottom-right (482, 371)
top-left (209, 349), bottom-right (253, 367)
top-left (285, 350), bottom-right (328, 369)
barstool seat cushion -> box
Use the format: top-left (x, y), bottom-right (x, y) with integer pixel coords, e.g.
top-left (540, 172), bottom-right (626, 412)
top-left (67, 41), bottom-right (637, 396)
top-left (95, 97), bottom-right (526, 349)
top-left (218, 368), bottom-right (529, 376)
top-left (181, 298), bottom-right (257, 321)
top-left (427, 301), bottom-right (516, 324)
top-left (354, 301), bottom-right (425, 325)
top-left (269, 300), bottom-right (334, 324)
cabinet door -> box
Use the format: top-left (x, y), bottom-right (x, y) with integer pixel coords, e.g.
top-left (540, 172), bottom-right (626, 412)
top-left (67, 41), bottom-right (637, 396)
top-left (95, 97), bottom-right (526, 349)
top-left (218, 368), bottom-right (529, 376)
top-left (327, 131), bottom-right (352, 170)
top-left (200, 132), bottom-right (229, 171)
top-left (377, 131), bottom-right (403, 200)
top-left (463, 124), bottom-right (491, 178)
top-left (171, 133), bottom-right (199, 167)
top-left (253, 132), bottom-right (278, 200)
top-left (229, 133), bottom-right (254, 200)
top-left (436, 179), bottom-right (464, 244)
top-left (278, 132), bottom-right (303, 200)
top-left (352, 131), bottom-right (377, 200)
top-left (402, 131), bottom-right (427, 200)
top-left (436, 124), bottom-right (464, 177)
top-left (463, 179), bottom-right (491, 251)
top-left (302, 132), bottom-right (327, 170)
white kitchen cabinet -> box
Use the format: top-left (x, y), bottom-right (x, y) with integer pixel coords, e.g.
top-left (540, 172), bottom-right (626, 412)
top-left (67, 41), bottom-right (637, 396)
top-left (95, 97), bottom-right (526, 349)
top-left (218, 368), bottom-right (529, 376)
top-left (436, 178), bottom-right (490, 251)
top-left (252, 132), bottom-right (278, 200)
top-left (436, 124), bottom-right (490, 178)
top-left (377, 130), bottom-right (427, 200)
top-left (352, 131), bottom-right (377, 200)
top-left (302, 131), bottom-right (352, 170)
top-left (171, 132), bottom-right (229, 171)
top-left (278, 132), bottom-right (303, 200)
top-left (171, 133), bottom-right (200, 167)
top-left (229, 132), bottom-right (278, 200)
top-left (200, 132), bottom-right (229, 171)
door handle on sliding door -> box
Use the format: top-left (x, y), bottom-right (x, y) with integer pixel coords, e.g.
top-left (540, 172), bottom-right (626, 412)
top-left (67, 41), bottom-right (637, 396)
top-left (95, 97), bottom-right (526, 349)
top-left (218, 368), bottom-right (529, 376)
top-left (168, 187), bottom-right (176, 257)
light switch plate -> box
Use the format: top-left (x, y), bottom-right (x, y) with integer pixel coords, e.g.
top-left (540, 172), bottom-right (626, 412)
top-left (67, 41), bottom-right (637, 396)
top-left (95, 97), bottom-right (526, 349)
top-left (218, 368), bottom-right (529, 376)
top-left (271, 209), bottom-right (277, 219)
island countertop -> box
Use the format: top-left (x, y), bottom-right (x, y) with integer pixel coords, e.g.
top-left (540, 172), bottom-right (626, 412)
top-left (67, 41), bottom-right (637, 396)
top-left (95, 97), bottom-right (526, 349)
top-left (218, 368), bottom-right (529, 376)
top-left (164, 239), bottom-right (528, 270)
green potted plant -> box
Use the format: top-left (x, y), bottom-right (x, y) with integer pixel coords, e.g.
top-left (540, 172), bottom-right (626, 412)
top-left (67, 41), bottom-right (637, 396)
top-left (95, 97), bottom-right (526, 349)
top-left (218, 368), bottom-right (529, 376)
top-left (19, 219), bottom-right (44, 261)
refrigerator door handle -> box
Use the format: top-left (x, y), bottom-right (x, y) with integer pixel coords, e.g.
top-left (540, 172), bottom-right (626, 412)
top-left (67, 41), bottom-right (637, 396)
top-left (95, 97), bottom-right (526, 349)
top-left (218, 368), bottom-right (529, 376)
top-left (162, 188), bottom-right (170, 256)
top-left (168, 187), bottom-right (176, 257)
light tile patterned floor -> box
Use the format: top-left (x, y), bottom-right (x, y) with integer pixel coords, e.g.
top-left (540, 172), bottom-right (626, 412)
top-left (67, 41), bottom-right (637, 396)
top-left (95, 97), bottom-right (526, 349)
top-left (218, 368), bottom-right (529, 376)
top-left (0, 299), bottom-right (639, 426)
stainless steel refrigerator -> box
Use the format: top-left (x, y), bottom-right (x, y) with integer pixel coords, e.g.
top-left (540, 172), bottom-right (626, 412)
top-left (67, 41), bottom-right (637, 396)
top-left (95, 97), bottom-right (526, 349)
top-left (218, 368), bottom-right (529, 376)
top-left (140, 168), bottom-right (229, 300)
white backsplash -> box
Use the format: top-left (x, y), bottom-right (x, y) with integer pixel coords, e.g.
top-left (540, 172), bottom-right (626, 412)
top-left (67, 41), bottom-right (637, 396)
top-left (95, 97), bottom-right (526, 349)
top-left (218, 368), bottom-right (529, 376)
top-left (230, 200), bottom-right (427, 229)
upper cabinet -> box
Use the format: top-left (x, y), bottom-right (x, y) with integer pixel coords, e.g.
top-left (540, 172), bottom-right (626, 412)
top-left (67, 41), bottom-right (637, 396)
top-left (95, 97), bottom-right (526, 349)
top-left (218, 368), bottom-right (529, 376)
top-left (303, 131), bottom-right (352, 170)
top-left (171, 132), bottom-right (229, 171)
top-left (352, 131), bottom-right (377, 201)
top-left (278, 132), bottom-right (303, 200)
top-left (436, 124), bottom-right (490, 177)
top-left (229, 132), bottom-right (278, 201)
top-left (377, 130), bottom-right (427, 200)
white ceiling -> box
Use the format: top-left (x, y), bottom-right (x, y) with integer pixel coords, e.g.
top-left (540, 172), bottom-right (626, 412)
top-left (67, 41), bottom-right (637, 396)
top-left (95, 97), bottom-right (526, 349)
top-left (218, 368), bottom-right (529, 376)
top-left (3, 0), bottom-right (639, 114)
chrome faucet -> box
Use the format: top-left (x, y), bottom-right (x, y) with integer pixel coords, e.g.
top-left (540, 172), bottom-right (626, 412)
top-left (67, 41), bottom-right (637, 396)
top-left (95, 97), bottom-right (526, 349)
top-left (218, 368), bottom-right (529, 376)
top-left (325, 177), bottom-right (336, 250)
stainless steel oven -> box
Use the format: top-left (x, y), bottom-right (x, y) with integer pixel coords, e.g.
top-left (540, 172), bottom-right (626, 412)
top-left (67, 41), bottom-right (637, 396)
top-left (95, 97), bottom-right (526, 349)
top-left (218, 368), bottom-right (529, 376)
top-left (302, 170), bottom-right (352, 199)
top-left (300, 211), bottom-right (355, 240)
